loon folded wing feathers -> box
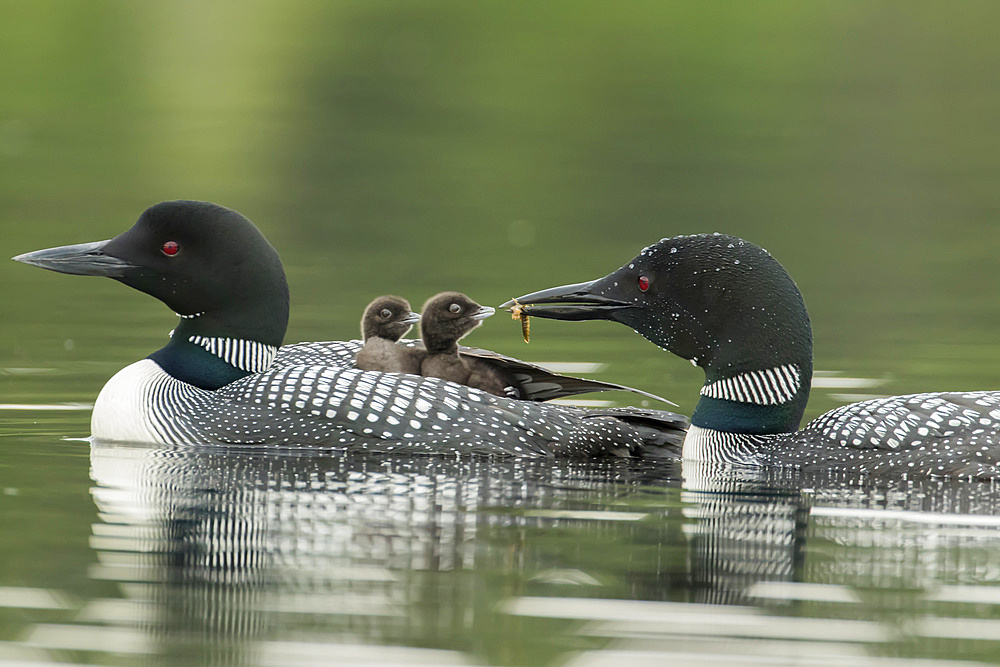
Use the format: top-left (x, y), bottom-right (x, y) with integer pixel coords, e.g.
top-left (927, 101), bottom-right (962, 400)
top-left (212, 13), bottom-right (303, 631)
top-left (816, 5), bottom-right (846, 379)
top-left (211, 364), bottom-right (683, 457)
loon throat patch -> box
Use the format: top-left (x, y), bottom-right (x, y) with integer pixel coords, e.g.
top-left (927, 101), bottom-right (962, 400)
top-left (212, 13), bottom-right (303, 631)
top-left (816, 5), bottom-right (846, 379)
top-left (700, 364), bottom-right (801, 405)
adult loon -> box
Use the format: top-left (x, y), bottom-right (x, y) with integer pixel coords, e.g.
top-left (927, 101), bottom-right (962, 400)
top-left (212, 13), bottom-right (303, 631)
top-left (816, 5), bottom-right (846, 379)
top-left (12, 200), bottom-right (686, 455)
top-left (355, 295), bottom-right (423, 374)
top-left (503, 233), bottom-right (1000, 479)
top-left (419, 292), bottom-right (519, 398)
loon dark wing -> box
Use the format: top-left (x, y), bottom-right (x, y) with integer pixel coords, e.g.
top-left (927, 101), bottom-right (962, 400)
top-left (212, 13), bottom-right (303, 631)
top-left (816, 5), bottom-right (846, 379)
top-left (454, 345), bottom-right (676, 405)
top-left (766, 391), bottom-right (1000, 479)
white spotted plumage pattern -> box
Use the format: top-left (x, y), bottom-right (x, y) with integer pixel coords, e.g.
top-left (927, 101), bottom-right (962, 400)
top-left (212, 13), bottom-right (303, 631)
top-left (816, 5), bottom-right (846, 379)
top-left (93, 356), bottom-right (685, 457)
top-left (700, 364), bottom-right (801, 405)
top-left (765, 391), bottom-right (1000, 479)
top-left (273, 340), bottom-right (362, 370)
top-left (683, 392), bottom-right (1000, 479)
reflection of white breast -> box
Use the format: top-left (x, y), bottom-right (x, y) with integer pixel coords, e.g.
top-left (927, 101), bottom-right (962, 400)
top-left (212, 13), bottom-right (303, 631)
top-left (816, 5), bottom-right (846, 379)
top-left (682, 424), bottom-right (768, 467)
top-left (91, 359), bottom-right (171, 444)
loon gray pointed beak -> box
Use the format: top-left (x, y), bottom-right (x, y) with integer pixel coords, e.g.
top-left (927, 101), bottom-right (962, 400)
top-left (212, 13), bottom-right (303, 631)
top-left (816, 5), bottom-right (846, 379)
top-left (13, 239), bottom-right (136, 278)
top-left (401, 311), bottom-right (421, 326)
top-left (471, 305), bottom-right (495, 321)
top-left (501, 280), bottom-right (633, 321)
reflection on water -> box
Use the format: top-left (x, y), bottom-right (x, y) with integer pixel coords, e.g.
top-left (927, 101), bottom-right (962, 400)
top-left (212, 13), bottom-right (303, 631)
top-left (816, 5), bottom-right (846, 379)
top-left (4, 442), bottom-right (1000, 664)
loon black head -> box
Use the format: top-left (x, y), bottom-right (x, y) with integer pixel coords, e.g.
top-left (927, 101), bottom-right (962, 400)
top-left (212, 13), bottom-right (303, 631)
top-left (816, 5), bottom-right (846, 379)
top-left (13, 200), bottom-right (290, 389)
top-left (420, 292), bottom-right (495, 354)
top-left (361, 295), bottom-right (420, 342)
top-left (503, 234), bottom-right (813, 434)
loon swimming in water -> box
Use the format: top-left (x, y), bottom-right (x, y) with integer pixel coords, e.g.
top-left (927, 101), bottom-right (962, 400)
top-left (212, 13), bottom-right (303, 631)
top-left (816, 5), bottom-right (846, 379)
top-left (354, 295), bottom-right (423, 374)
top-left (12, 200), bottom-right (686, 455)
top-left (504, 233), bottom-right (1000, 479)
top-left (419, 292), bottom-right (519, 398)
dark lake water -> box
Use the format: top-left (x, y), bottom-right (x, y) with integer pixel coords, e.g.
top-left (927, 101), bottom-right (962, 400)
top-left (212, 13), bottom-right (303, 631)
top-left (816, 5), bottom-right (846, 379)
top-left (4, 2), bottom-right (1000, 664)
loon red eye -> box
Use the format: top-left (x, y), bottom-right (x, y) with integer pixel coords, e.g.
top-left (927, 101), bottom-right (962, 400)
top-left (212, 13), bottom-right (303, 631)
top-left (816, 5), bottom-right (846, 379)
top-left (638, 275), bottom-right (650, 292)
top-left (161, 241), bottom-right (180, 256)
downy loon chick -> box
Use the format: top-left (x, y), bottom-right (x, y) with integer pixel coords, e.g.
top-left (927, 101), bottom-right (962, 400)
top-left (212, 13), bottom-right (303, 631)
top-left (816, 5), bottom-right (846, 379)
top-left (420, 292), bottom-right (519, 398)
top-left (505, 233), bottom-right (1000, 479)
top-left (12, 200), bottom-right (686, 455)
top-left (355, 295), bottom-right (423, 374)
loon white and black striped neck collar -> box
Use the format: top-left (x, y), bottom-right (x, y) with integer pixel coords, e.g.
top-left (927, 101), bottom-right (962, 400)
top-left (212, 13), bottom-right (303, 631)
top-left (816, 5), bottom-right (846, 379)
top-left (701, 364), bottom-right (802, 406)
top-left (187, 334), bottom-right (278, 374)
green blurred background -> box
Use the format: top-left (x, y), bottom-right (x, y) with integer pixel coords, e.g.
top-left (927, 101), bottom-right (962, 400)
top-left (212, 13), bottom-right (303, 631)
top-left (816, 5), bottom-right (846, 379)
top-left (2, 0), bottom-right (1000, 423)
top-left (2, 4), bottom-right (1000, 663)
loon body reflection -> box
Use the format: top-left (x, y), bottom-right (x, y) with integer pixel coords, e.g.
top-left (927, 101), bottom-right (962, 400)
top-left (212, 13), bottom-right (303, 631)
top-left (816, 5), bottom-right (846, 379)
top-left (506, 233), bottom-right (1000, 479)
top-left (13, 201), bottom-right (685, 454)
top-left (84, 440), bottom-right (1000, 663)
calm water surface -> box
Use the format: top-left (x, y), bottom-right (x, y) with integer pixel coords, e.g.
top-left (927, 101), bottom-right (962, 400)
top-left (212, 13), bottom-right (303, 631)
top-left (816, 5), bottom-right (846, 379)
top-left (5, 432), bottom-right (1000, 665)
top-left (5, 1), bottom-right (1000, 664)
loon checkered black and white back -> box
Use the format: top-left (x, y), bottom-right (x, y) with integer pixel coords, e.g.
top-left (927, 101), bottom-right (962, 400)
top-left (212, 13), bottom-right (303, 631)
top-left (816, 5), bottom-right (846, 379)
top-left (12, 200), bottom-right (686, 455)
top-left (504, 233), bottom-right (1000, 479)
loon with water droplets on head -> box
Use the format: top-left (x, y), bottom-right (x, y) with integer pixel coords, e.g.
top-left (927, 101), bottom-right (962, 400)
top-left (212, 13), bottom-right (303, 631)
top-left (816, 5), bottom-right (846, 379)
top-left (13, 200), bottom-right (686, 455)
top-left (504, 233), bottom-right (1000, 479)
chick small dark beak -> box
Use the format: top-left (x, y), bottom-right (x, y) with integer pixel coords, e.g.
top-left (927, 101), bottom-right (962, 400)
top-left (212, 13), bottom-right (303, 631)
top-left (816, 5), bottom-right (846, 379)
top-left (501, 280), bottom-right (633, 321)
top-left (401, 311), bottom-right (421, 326)
top-left (13, 240), bottom-right (135, 278)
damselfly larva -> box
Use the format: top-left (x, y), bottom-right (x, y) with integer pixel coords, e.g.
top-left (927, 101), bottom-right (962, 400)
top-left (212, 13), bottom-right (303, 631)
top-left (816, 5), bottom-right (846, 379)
top-left (510, 299), bottom-right (530, 343)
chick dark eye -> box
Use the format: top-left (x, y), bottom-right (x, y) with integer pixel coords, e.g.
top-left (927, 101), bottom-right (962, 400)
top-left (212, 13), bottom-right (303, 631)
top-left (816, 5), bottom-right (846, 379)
top-left (380, 309), bottom-right (392, 319)
top-left (638, 275), bottom-right (650, 292)
top-left (449, 303), bottom-right (461, 314)
top-left (161, 241), bottom-right (180, 256)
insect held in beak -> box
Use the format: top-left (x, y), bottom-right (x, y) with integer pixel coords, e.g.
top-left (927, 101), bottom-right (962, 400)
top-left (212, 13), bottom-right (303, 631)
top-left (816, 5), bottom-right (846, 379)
top-left (510, 299), bottom-right (530, 344)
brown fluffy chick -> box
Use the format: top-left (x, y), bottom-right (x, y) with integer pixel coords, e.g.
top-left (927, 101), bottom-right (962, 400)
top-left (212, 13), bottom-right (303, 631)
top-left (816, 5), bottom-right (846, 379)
top-left (355, 295), bottom-right (423, 374)
top-left (419, 292), bottom-right (519, 398)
